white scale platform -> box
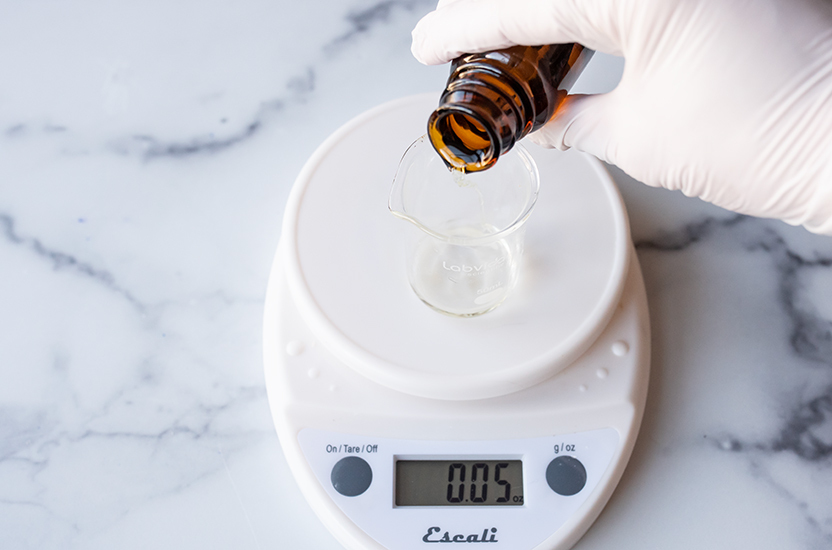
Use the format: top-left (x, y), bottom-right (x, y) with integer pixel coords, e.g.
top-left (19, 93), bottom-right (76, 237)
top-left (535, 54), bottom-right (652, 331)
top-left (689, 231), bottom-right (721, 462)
top-left (263, 94), bottom-right (650, 550)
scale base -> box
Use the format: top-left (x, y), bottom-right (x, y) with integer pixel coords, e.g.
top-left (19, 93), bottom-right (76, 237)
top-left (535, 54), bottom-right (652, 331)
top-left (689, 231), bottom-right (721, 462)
top-left (262, 95), bottom-right (650, 550)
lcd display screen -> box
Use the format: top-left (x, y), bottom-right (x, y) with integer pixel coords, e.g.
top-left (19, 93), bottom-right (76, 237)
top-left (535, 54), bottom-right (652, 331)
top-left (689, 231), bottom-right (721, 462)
top-left (395, 460), bottom-right (523, 506)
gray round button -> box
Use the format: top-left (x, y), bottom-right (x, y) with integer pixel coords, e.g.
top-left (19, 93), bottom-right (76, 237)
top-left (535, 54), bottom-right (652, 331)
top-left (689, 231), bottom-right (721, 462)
top-left (331, 456), bottom-right (373, 497)
top-left (546, 456), bottom-right (587, 496)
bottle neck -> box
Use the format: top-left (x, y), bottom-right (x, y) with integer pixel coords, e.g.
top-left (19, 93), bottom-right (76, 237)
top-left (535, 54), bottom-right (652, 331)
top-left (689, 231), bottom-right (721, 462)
top-left (428, 65), bottom-right (528, 172)
top-left (427, 45), bottom-right (592, 172)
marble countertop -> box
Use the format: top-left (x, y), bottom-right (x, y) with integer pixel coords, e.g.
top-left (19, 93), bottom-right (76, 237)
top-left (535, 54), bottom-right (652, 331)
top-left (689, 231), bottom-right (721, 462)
top-left (2, 1), bottom-right (831, 549)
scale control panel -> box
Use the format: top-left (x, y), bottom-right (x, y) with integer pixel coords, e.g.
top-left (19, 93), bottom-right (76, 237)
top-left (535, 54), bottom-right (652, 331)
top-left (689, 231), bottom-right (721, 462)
top-left (298, 428), bottom-right (620, 550)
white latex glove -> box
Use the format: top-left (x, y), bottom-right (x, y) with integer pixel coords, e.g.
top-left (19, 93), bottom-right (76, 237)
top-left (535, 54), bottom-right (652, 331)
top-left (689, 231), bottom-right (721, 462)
top-left (412, 0), bottom-right (832, 235)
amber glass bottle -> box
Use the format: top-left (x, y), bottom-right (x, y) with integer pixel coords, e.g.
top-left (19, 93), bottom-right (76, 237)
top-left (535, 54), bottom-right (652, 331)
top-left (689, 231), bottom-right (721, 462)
top-left (428, 44), bottom-right (593, 172)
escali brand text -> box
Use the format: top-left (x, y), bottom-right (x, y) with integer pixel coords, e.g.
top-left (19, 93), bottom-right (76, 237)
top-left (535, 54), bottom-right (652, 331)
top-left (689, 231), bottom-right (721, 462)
top-left (422, 527), bottom-right (498, 543)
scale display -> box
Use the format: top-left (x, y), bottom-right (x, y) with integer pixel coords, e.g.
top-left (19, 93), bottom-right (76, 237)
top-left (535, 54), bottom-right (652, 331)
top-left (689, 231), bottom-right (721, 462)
top-left (395, 460), bottom-right (523, 506)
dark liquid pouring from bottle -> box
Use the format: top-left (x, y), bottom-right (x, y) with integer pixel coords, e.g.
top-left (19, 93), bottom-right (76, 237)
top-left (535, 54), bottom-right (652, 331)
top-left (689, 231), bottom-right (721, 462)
top-left (428, 112), bottom-right (496, 173)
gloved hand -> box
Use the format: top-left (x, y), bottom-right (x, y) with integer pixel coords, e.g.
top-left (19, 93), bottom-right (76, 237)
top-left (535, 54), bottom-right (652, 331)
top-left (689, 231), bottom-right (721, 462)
top-left (412, 0), bottom-right (832, 235)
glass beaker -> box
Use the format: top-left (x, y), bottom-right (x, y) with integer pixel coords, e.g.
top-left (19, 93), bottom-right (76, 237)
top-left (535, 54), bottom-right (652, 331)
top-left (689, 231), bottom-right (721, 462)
top-left (389, 135), bottom-right (539, 317)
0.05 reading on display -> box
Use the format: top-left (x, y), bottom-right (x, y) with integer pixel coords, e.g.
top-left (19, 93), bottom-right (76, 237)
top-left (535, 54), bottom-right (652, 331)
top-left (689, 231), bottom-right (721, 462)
top-left (395, 460), bottom-right (523, 506)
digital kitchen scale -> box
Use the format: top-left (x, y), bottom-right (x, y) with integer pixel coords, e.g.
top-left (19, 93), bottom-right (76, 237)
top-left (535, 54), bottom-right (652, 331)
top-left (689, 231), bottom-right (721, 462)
top-left (263, 94), bottom-right (650, 550)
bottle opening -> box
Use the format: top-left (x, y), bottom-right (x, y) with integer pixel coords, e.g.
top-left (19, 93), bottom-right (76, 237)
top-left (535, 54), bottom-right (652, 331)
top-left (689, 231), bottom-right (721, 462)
top-left (428, 110), bottom-right (497, 172)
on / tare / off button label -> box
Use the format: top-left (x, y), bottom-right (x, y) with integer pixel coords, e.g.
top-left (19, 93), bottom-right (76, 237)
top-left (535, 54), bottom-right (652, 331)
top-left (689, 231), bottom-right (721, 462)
top-left (325, 444), bottom-right (379, 454)
top-left (331, 456), bottom-right (373, 497)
